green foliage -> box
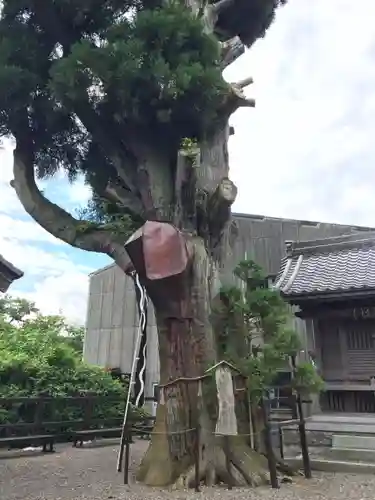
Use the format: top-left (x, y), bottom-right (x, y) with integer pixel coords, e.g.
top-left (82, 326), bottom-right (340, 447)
top-left (50, 3), bottom-right (225, 139)
top-left (216, 0), bottom-right (288, 46)
top-left (0, 296), bottom-right (39, 323)
top-left (77, 196), bottom-right (141, 239)
top-left (0, 296), bottom-right (146, 425)
top-left (180, 136), bottom-right (200, 168)
top-left (0, 1), bottom-right (226, 182)
top-left (293, 362), bottom-right (324, 394)
top-left (216, 259), bottom-right (322, 399)
top-left (0, 1), bottom-right (285, 228)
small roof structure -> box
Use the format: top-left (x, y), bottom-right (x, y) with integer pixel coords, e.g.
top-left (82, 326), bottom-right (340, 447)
top-left (205, 360), bottom-right (243, 375)
top-left (0, 254), bottom-right (23, 293)
top-left (274, 231), bottom-right (375, 302)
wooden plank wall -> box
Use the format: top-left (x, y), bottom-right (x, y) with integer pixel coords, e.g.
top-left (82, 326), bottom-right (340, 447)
top-left (83, 213), bottom-right (373, 397)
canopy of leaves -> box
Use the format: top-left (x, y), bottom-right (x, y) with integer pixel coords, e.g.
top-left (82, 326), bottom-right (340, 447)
top-left (216, 0), bottom-right (288, 46)
top-left (77, 194), bottom-right (141, 236)
top-left (0, 296), bottom-right (147, 424)
top-left (215, 260), bottom-right (323, 399)
top-left (0, 0), bottom-right (286, 200)
top-left (0, 1), bottom-right (225, 181)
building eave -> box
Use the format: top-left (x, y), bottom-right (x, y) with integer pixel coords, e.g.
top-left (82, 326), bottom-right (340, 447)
top-left (0, 254), bottom-right (23, 279)
top-left (283, 287), bottom-right (375, 306)
top-left (0, 255), bottom-right (23, 293)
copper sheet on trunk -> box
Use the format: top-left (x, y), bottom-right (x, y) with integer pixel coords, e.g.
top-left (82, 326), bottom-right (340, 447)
top-left (142, 221), bottom-right (189, 280)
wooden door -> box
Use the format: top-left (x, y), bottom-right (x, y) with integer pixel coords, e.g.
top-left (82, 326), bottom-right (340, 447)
top-left (319, 319), bottom-right (345, 381)
top-left (343, 319), bottom-right (375, 380)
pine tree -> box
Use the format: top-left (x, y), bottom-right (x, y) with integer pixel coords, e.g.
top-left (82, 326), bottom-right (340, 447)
top-left (217, 259), bottom-right (322, 396)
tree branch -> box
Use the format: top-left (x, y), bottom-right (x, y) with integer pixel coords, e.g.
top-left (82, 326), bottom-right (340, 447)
top-left (32, 4), bottom-right (139, 195)
top-left (11, 148), bottom-right (129, 268)
top-left (207, 178), bottom-right (237, 241)
top-left (213, 0), bottom-right (236, 16)
top-left (235, 76), bottom-right (254, 88)
top-left (74, 103), bottom-right (139, 193)
top-left (100, 181), bottom-right (144, 218)
top-left (221, 37), bottom-right (245, 68)
top-left (220, 77), bottom-right (256, 117)
top-left (173, 148), bottom-right (200, 231)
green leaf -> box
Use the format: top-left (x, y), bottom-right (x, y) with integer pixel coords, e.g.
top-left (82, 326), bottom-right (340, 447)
top-left (215, 259), bottom-right (323, 396)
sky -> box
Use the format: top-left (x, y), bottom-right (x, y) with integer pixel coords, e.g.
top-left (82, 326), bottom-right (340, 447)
top-left (1, 0), bottom-right (375, 325)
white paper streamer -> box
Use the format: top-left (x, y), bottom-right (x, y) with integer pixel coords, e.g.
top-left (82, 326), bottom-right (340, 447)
top-left (159, 387), bottom-right (166, 405)
top-left (215, 366), bottom-right (238, 436)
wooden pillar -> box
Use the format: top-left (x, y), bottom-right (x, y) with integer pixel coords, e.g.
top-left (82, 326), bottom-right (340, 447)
top-left (306, 318), bottom-right (322, 415)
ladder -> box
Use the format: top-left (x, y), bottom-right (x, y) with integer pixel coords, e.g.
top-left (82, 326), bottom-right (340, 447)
top-left (117, 271), bottom-right (148, 472)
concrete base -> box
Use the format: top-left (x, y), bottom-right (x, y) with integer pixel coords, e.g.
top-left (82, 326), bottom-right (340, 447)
top-left (327, 447), bottom-right (375, 463)
top-left (285, 457), bottom-right (375, 474)
top-left (305, 413), bottom-right (375, 434)
top-left (282, 413), bottom-right (375, 469)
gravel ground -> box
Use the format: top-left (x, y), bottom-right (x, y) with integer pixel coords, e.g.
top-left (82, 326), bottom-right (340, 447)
top-left (0, 440), bottom-right (374, 500)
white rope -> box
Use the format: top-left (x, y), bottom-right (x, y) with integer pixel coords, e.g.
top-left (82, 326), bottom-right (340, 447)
top-left (134, 272), bottom-right (148, 407)
top-left (116, 271), bottom-right (147, 471)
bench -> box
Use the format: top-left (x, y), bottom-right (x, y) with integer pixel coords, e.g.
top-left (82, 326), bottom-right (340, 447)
top-left (72, 417), bottom-right (156, 446)
top-left (73, 427), bottom-right (122, 447)
top-left (1, 434), bottom-right (55, 452)
top-left (0, 396), bottom-right (155, 453)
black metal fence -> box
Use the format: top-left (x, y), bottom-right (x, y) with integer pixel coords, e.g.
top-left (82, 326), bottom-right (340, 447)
top-left (1, 391), bottom-right (311, 491)
top-left (0, 394), bottom-right (154, 451)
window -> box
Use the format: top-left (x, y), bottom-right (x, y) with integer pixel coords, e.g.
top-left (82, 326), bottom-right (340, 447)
top-left (346, 328), bottom-right (373, 350)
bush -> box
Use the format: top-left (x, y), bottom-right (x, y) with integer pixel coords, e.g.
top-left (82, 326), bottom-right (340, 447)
top-left (0, 296), bottom-right (147, 426)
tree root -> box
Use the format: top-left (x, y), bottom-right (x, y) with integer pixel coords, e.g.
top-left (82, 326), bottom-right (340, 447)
top-left (275, 456), bottom-right (301, 477)
top-left (137, 434), bottom-right (295, 489)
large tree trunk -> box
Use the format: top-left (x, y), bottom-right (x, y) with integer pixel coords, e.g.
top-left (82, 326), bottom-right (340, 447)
top-left (136, 237), bottom-right (270, 488)
top-left (129, 123), bottom-right (272, 487)
top-left (120, 122), bottom-right (278, 488)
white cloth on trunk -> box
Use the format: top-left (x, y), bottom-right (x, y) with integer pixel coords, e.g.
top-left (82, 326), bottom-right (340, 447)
top-left (215, 366), bottom-right (238, 436)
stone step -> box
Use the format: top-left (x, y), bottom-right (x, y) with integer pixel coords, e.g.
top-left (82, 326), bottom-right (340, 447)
top-left (308, 414), bottom-right (375, 425)
top-left (304, 421), bottom-right (375, 434)
top-left (327, 447), bottom-right (375, 463)
top-left (332, 434), bottom-right (375, 450)
top-left (285, 457), bottom-right (375, 474)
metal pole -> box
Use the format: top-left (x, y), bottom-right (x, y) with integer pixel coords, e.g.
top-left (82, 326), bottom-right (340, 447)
top-left (260, 394), bottom-right (279, 489)
top-left (124, 427), bottom-right (131, 484)
top-left (247, 389), bottom-right (254, 449)
top-left (291, 355), bottom-right (312, 479)
top-left (194, 425), bottom-right (200, 492)
top-left (278, 424), bottom-right (284, 460)
top-left (223, 435), bottom-right (234, 490)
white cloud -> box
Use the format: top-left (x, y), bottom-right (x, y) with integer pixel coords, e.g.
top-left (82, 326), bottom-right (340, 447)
top-left (13, 271), bottom-right (89, 326)
top-left (227, 0), bottom-right (375, 227)
top-left (66, 180), bottom-right (92, 206)
top-left (0, 143), bottom-right (26, 215)
top-left (0, 232), bottom-right (94, 324)
top-left (0, 143), bottom-right (94, 324)
top-left (0, 213), bottom-right (67, 246)
top-left (0, 238), bottom-right (90, 277)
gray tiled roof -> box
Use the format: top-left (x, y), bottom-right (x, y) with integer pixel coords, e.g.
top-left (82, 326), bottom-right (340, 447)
top-left (0, 254), bottom-right (23, 293)
top-left (274, 231), bottom-right (375, 297)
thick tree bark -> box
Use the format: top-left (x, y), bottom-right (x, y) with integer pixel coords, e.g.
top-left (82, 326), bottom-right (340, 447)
top-left (11, 148), bottom-right (132, 270)
top-left (123, 121), bottom-right (278, 488)
top-left (136, 237), bottom-right (270, 488)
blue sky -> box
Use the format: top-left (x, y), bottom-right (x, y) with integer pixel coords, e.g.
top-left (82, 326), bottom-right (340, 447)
top-left (2, 0), bottom-right (375, 324)
top-left (0, 149), bottom-right (111, 323)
